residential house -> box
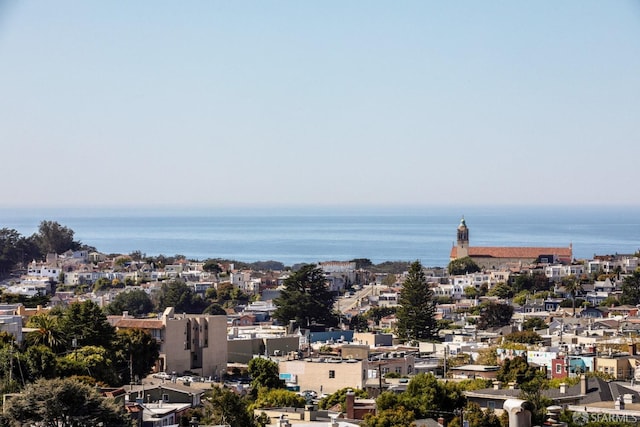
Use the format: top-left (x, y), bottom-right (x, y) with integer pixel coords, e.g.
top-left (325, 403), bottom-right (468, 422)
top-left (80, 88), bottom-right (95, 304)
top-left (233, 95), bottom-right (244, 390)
top-left (466, 375), bottom-right (639, 415)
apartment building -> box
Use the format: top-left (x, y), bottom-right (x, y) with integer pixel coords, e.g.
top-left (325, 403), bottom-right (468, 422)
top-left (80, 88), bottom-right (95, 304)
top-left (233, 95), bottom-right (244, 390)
top-left (112, 307), bottom-right (227, 377)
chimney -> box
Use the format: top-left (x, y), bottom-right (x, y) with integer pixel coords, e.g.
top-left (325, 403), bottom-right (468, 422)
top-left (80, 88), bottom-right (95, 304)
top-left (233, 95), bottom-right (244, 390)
top-left (493, 380), bottom-right (501, 390)
top-left (615, 395), bottom-right (625, 410)
top-left (559, 383), bottom-right (567, 394)
top-left (437, 416), bottom-right (445, 426)
top-left (304, 404), bottom-right (317, 421)
top-left (581, 375), bottom-right (587, 395)
top-left (345, 389), bottom-right (355, 420)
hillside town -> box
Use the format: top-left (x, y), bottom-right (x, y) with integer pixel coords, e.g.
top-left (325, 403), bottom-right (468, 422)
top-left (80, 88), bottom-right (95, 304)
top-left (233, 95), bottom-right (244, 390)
top-left (1, 218), bottom-right (640, 427)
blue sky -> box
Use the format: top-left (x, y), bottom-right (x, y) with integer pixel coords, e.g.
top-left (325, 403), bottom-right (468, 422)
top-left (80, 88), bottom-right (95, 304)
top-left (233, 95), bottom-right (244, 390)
top-left (1, 1), bottom-right (639, 208)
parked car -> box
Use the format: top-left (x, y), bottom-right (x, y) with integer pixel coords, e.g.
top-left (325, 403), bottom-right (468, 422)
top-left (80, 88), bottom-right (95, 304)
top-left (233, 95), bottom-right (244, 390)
top-left (177, 376), bottom-right (194, 383)
top-left (152, 372), bottom-right (171, 380)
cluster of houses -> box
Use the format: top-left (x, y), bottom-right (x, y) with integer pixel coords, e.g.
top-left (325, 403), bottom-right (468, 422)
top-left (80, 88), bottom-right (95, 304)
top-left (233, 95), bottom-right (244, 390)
top-left (2, 218), bottom-right (640, 426)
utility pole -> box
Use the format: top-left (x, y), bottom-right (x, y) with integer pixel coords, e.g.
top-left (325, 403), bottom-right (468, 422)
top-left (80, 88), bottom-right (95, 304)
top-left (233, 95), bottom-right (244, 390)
top-left (130, 351), bottom-right (134, 390)
top-left (9, 345), bottom-right (13, 383)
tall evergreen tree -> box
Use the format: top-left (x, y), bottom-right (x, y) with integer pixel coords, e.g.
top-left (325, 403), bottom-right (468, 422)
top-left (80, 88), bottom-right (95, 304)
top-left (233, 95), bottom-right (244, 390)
top-left (620, 271), bottom-right (640, 306)
top-left (273, 264), bottom-right (337, 328)
top-left (395, 260), bottom-right (438, 342)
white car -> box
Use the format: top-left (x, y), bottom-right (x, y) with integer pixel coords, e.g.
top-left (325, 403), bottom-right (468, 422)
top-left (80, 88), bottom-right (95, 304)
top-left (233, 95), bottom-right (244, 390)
top-left (177, 376), bottom-right (194, 383)
top-left (152, 372), bottom-right (171, 380)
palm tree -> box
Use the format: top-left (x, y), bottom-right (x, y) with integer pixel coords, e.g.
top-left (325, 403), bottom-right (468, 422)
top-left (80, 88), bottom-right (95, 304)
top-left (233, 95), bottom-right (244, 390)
top-left (562, 275), bottom-right (584, 317)
top-left (26, 313), bottom-right (66, 352)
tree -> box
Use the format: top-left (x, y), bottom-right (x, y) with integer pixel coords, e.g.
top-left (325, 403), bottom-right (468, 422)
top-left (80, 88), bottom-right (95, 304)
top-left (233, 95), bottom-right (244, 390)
top-left (512, 272), bottom-right (551, 293)
top-left (202, 259), bottom-right (223, 274)
top-left (496, 356), bottom-right (537, 385)
top-left (464, 286), bottom-right (480, 299)
top-left (26, 313), bottom-right (66, 352)
top-left (59, 301), bottom-right (116, 350)
top-left (350, 258), bottom-right (373, 269)
top-left (374, 373), bottom-right (465, 422)
top-left (3, 377), bottom-right (129, 426)
top-left (0, 228), bottom-right (22, 275)
top-left (477, 301), bottom-right (514, 329)
top-left (519, 372), bottom-right (551, 426)
top-left (448, 402), bottom-right (501, 427)
top-left (156, 279), bottom-right (208, 314)
top-left (247, 357), bottom-right (284, 390)
top-left (487, 282), bottom-right (514, 299)
top-left (395, 261), bottom-right (438, 342)
top-left (350, 314), bottom-right (369, 332)
top-left (113, 328), bottom-right (160, 384)
top-left (319, 387), bottom-right (368, 411)
top-left (23, 345), bottom-right (58, 381)
top-left (504, 330), bottom-right (544, 344)
top-left (620, 271), bottom-right (640, 306)
top-left (364, 306), bottom-right (397, 324)
top-left (105, 289), bottom-right (154, 317)
top-left (57, 345), bottom-right (118, 385)
top-left (250, 388), bottom-right (306, 411)
top-left (362, 407), bottom-right (416, 427)
top-left (203, 303), bottom-right (227, 315)
top-left (522, 317), bottom-right (547, 331)
top-left (32, 220), bottom-right (81, 255)
top-left (273, 264), bottom-right (338, 328)
top-left (561, 275), bottom-right (584, 317)
top-left (202, 386), bottom-right (256, 427)
top-left (447, 256), bottom-right (481, 275)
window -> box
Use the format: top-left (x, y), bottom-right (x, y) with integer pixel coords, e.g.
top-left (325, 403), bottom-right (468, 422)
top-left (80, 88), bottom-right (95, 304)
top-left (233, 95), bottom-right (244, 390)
top-left (329, 370), bottom-right (335, 379)
top-left (488, 401), bottom-right (496, 410)
top-left (556, 364), bottom-right (562, 374)
top-left (162, 393), bottom-right (169, 402)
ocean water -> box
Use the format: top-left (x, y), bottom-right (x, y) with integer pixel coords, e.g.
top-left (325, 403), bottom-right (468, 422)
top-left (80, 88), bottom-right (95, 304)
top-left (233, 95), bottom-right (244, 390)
top-left (0, 205), bottom-right (638, 267)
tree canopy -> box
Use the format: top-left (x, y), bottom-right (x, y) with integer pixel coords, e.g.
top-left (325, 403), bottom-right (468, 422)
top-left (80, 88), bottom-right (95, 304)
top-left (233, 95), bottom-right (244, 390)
top-left (372, 373), bottom-right (466, 424)
top-left (477, 301), bottom-right (514, 329)
top-left (395, 260), bottom-right (438, 342)
top-left (447, 256), bottom-right (481, 275)
top-left (105, 289), bottom-right (154, 317)
top-left (247, 357), bottom-right (284, 390)
top-left (620, 271), bottom-right (640, 305)
top-left (32, 220), bottom-right (82, 256)
top-left (156, 279), bottom-right (208, 314)
top-left (3, 377), bottom-right (129, 427)
top-left (272, 264), bottom-right (338, 327)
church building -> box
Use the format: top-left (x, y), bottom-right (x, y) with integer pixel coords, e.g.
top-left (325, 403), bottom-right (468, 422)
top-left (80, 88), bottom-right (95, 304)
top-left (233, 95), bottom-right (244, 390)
top-left (449, 217), bottom-right (573, 270)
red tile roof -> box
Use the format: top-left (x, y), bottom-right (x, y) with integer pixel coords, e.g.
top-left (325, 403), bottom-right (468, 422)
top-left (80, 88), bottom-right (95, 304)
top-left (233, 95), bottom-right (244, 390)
top-left (450, 246), bottom-right (572, 259)
top-left (114, 319), bottom-right (164, 329)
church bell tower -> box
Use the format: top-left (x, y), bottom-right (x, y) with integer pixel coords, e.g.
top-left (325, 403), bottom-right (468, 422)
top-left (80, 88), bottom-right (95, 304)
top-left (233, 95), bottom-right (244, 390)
top-left (456, 217), bottom-right (469, 258)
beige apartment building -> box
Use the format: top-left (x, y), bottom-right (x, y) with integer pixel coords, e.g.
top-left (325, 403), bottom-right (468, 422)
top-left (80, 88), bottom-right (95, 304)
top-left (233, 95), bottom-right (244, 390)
top-left (595, 354), bottom-right (640, 380)
top-left (112, 307), bottom-right (227, 377)
top-left (279, 352), bottom-right (415, 395)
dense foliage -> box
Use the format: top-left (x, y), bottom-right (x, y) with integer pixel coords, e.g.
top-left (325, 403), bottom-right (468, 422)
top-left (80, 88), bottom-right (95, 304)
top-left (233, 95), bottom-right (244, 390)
top-left (365, 373), bottom-right (466, 426)
top-left (620, 271), bottom-right (640, 305)
top-left (247, 357), bottom-right (284, 390)
top-left (395, 260), bottom-right (438, 342)
top-left (447, 256), bottom-right (481, 275)
top-left (0, 221), bottom-right (88, 275)
top-left (2, 377), bottom-right (129, 426)
top-left (272, 264), bottom-right (338, 327)
top-left (477, 301), bottom-right (514, 329)
top-left (1, 301), bottom-right (158, 390)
